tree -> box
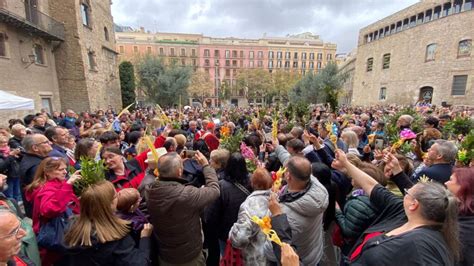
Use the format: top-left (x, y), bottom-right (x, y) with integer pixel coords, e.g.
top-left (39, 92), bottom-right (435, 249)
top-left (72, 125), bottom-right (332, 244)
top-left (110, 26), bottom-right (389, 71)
top-left (136, 56), bottom-right (192, 107)
top-left (235, 69), bottom-right (272, 105)
top-left (219, 81), bottom-right (232, 102)
top-left (119, 61), bottom-right (136, 108)
top-left (289, 62), bottom-right (347, 111)
top-left (321, 62), bottom-right (348, 111)
top-left (271, 70), bottom-right (301, 102)
top-left (187, 70), bottom-right (214, 104)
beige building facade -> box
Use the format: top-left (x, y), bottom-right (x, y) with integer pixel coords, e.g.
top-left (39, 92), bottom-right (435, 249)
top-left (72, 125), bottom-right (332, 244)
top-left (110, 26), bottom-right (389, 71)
top-left (352, 0), bottom-right (473, 106)
top-left (0, 0), bottom-right (63, 121)
top-left (337, 49), bottom-right (357, 106)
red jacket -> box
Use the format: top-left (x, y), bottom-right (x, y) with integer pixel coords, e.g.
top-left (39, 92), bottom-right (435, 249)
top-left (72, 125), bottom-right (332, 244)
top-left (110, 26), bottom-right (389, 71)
top-left (25, 179), bottom-right (80, 234)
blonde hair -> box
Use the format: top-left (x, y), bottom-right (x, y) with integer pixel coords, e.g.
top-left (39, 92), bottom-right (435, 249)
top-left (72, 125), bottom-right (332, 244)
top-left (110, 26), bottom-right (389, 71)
top-left (341, 130), bottom-right (359, 149)
top-left (174, 134), bottom-right (186, 148)
top-left (116, 188), bottom-right (140, 212)
top-left (25, 157), bottom-right (67, 193)
top-left (210, 149), bottom-right (230, 169)
top-left (0, 135), bottom-right (8, 142)
top-left (64, 181), bottom-right (130, 247)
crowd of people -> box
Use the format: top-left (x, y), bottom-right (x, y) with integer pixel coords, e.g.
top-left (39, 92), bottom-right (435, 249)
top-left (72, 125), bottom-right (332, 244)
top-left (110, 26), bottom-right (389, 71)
top-left (0, 103), bottom-right (472, 266)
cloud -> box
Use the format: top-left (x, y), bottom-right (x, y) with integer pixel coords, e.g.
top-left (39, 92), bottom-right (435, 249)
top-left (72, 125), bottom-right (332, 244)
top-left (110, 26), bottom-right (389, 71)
top-left (112, 0), bottom-right (418, 53)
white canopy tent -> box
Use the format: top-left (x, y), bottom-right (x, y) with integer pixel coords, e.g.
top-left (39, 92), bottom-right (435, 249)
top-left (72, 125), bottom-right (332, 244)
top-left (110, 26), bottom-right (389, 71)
top-left (0, 90), bottom-right (35, 110)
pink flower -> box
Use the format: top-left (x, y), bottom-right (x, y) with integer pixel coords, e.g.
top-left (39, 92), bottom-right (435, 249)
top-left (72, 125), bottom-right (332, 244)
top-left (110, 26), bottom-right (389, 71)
top-left (240, 142), bottom-right (255, 160)
top-left (400, 129), bottom-right (417, 140)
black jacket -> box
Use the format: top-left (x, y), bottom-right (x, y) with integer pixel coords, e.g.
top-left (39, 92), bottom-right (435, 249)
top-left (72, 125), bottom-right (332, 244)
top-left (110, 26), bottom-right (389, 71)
top-left (8, 137), bottom-right (23, 150)
top-left (270, 214), bottom-right (303, 266)
top-left (0, 154), bottom-right (20, 179)
top-left (205, 178), bottom-right (251, 241)
top-left (458, 215), bottom-right (474, 266)
top-left (19, 153), bottom-right (45, 217)
top-left (64, 235), bottom-right (150, 266)
top-left (350, 185), bottom-right (453, 265)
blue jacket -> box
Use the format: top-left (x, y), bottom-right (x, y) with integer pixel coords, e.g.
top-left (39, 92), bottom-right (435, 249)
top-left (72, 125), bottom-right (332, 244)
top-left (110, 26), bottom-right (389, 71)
top-left (49, 144), bottom-right (69, 163)
top-left (414, 163), bottom-right (453, 184)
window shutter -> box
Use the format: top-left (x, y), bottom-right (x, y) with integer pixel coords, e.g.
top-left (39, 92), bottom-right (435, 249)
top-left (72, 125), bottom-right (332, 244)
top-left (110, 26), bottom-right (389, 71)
top-left (452, 75), bottom-right (467, 95)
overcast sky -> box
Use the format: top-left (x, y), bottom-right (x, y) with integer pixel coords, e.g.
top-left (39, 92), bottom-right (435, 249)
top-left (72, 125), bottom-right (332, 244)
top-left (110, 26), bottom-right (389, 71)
top-left (112, 0), bottom-right (419, 54)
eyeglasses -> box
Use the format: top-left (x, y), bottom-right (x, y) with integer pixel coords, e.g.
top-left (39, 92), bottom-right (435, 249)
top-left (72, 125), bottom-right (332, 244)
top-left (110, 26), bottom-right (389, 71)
top-left (0, 221), bottom-right (23, 240)
top-left (404, 188), bottom-right (417, 200)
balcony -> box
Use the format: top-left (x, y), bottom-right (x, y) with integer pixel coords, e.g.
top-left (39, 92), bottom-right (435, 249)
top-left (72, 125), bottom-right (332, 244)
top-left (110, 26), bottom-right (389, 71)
top-left (0, 5), bottom-right (64, 41)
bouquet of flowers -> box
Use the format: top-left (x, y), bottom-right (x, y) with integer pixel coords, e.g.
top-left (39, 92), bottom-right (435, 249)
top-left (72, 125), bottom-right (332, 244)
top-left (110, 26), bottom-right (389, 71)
top-left (391, 129), bottom-right (417, 153)
top-left (457, 129), bottom-right (474, 166)
top-left (219, 128), bottom-right (243, 154)
top-left (240, 142), bottom-right (257, 173)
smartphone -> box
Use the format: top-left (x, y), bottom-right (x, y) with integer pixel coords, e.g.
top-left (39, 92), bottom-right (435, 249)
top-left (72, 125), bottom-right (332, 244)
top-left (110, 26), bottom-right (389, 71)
top-left (184, 150), bottom-right (197, 158)
top-left (375, 139), bottom-right (384, 150)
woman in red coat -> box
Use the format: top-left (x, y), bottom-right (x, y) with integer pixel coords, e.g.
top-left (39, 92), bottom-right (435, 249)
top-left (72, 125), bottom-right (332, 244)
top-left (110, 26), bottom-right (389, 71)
top-left (25, 157), bottom-right (81, 266)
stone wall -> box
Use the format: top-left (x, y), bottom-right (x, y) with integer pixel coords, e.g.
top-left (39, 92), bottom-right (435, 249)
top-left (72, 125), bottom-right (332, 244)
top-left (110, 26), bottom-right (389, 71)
top-left (353, 3), bottom-right (474, 107)
top-left (49, 0), bottom-right (89, 111)
top-left (0, 23), bottom-right (61, 125)
top-left (49, 0), bottom-right (121, 112)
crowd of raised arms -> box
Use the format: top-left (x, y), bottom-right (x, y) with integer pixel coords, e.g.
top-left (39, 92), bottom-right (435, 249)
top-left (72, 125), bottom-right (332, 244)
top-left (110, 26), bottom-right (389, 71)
top-left (0, 102), bottom-right (473, 266)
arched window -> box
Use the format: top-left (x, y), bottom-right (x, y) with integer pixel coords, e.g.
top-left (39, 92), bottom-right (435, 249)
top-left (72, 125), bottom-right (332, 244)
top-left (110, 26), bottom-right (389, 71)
top-left (104, 27), bottom-right (109, 41)
top-left (458, 39), bottom-right (472, 57)
top-left (425, 43), bottom-right (437, 61)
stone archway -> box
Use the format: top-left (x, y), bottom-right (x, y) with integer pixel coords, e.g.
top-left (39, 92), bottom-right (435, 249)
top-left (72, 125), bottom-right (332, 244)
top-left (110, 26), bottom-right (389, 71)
top-left (419, 86), bottom-right (434, 103)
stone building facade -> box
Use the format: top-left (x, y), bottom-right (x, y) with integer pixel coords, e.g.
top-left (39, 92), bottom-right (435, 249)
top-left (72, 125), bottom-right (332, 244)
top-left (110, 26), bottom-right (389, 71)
top-left (0, 0), bottom-right (64, 122)
top-left (352, 0), bottom-right (474, 107)
top-left (116, 30), bottom-right (337, 107)
top-left (49, 0), bottom-right (121, 112)
top-left (337, 49), bottom-right (357, 106)
top-left (0, 0), bottom-right (120, 124)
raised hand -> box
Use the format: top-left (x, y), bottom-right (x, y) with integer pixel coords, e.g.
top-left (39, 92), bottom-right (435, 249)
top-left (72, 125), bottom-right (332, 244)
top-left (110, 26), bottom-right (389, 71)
top-left (268, 192), bottom-right (282, 216)
top-left (331, 149), bottom-right (349, 171)
top-left (67, 170), bottom-right (82, 185)
top-left (281, 243), bottom-right (299, 266)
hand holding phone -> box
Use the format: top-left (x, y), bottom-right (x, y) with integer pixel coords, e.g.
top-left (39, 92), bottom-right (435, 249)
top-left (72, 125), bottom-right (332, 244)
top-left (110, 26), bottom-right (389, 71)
top-left (375, 139), bottom-right (384, 150)
top-left (184, 150), bottom-right (197, 158)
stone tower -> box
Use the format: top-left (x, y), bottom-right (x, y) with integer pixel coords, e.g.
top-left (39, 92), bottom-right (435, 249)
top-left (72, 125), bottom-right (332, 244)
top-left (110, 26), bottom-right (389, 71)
top-left (49, 0), bottom-right (121, 112)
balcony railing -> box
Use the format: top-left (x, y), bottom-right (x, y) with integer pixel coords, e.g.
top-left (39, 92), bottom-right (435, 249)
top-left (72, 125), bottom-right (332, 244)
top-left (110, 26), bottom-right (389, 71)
top-left (0, 6), bottom-right (65, 41)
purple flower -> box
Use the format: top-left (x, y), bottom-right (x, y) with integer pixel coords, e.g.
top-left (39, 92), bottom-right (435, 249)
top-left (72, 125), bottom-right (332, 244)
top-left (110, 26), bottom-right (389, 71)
top-left (400, 129), bottom-right (417, 140)
top-left (240, 142), bottom-right (255, 159)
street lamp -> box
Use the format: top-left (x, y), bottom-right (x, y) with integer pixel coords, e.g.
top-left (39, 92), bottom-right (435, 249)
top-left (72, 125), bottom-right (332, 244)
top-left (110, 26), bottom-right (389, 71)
top-left (214, 61), bottom-right (219, 107)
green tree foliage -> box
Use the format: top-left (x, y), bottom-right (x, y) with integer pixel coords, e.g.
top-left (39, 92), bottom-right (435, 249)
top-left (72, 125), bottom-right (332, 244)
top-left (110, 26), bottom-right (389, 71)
top-left (219, 82), bottom-right (231, 101)
top-left (289, 62), bottom-right (347, 111)
top-left (270, 70), bottom-right (301, 102)
top-left (236, 69), bottom-right (272, 105)
top-left (187, 69), bottom-right (214, 104)
top-left (119, 61), bottom-right (136, 108)
top-left (136, 56), bottom-right (192, 107)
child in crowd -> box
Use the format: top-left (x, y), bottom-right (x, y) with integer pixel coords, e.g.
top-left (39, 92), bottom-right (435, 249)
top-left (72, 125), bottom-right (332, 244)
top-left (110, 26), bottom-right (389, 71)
top-left (116, 188), bottom-right (149, 246)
